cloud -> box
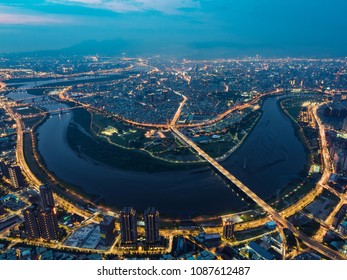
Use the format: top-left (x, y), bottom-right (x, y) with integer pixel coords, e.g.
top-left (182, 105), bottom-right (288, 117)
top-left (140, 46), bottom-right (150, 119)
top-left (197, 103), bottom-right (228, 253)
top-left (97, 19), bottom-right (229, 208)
top-left (0, 14), bottom-right (67, 25)
top-left (48, 0), bottom-right (200, 14)
top-left (136, 0), bottom-right (200, 13)
top-left (0, 5), bottom-right (72, 25)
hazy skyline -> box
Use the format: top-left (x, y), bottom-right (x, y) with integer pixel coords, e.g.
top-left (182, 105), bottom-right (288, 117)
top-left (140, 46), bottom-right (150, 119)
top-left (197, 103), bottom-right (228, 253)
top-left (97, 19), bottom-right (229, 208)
top-left (0, 0), bottom-right (346, 57)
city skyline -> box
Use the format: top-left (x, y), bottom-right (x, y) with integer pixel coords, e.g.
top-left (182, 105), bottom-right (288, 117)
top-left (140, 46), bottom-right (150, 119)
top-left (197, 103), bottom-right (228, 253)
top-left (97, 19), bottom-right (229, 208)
top-left (1, 55), bottom-right (347, 260)
top-left (1, 0), bottom-right (347, 263)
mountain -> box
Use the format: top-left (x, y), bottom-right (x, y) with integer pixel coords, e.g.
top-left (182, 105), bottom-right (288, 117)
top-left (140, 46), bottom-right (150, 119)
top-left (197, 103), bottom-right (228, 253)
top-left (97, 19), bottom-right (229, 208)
top-left (2, 38), bottom-right (275, 58)
top-left (4, 39), bottom-right (135, 57)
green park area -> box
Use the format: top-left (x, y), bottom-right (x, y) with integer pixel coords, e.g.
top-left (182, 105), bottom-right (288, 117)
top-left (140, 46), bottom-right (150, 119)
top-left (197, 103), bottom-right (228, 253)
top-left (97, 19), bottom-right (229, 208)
top-left (66, 108), bottom-right (203, 171)
top-left (64, 103), bottom-right (264, 172)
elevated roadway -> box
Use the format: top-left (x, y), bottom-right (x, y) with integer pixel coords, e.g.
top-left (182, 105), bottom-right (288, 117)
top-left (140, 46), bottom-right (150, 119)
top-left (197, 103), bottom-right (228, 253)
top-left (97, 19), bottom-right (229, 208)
top-left (0, 99), bottom-right (92, 219)
top-left (171, 127), bottom-right (346, 260)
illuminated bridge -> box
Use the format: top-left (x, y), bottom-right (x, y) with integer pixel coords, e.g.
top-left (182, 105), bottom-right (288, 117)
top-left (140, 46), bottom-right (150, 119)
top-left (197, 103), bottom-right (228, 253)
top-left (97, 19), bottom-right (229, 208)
top-left (171, 127), bottom-right (346, 260)
top-left (21, 106), bottom-right (83, 119)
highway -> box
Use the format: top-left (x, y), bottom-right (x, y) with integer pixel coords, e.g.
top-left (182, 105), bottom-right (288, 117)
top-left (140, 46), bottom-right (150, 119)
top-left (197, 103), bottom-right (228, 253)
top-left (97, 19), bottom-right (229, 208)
top-left (0, 99), bottom-right (93, 220)
top-left (3, 78), bottom-right (345, 258)
top-left (302, 209), bottom-right (346, 241)
top-left (170, 91), bottom-right (187, 126)
top-left (1, 83), bottom-right (104, 220)
top-left (278, 227), bottom-right (287, 259)
top-left (171, 127), bottom-right (347, 259)
top-left (0, 101), bottom-right (43, 187)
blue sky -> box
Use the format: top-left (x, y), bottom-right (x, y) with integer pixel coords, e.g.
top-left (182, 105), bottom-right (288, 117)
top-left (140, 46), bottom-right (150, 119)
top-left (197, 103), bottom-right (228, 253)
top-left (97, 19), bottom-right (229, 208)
top-left (0, 0), bottom-right (346, 57)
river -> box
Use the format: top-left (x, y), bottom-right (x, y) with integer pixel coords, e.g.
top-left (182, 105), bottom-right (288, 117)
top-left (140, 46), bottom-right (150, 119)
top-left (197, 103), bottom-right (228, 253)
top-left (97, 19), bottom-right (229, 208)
top-left (36, 111), bottom-right (246, 216)
top-left (7, 81), bottom-right (307, 216)
top-left (224, 96), bottom-right (307, 199)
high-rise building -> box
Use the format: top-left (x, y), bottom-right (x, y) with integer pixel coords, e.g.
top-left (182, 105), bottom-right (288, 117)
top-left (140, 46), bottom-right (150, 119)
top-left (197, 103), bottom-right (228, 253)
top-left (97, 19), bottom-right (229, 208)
top-left (144, 207), bottom-right (160, 244)
top-left (120, 207), bottom-right (137, 244)
top-left (22, 205), bottom-right (41, 239)
top-left (40, 185), bottom-right (55, 209)
top-left (23, 204), bottom-right (59, 241)
top-left (100, 215), bottom-right (117, 246)
top-left (223, 219), bottom-right (235, 239)
top-left (8, 166), bottom-right (25, 189)
top-left (38, 207), bottom-right (59, 241)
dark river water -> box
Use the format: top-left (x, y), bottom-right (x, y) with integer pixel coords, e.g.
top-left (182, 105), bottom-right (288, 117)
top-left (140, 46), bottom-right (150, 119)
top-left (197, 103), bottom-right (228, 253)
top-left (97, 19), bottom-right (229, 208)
top-left (36, 111), bottom-right (244, 216)
top-left (33, 95), bottom-right (307, 216)
top-left (223, 97), bottom-right (307, 199)
top-left (7, 81), bottom-right (307, 216)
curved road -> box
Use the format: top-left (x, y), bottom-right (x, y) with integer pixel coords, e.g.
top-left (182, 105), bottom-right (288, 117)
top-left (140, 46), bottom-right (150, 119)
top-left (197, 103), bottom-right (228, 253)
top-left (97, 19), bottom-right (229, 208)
top-left (171, 107), bottom-right (346, 260)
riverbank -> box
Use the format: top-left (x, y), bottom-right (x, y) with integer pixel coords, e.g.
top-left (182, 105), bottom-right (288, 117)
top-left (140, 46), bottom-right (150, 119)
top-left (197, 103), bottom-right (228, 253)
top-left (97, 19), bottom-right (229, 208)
top-left (221, 95), bottom-right (309, 205)
top-left (6, 79), bottom-right (244, 217)
top-left (31, 93), bottom-right (315, 217)
top-left (22, 113), bottom-right (99, 208)
top-left (68, 104), bottom-right (264, 172)
top-left (269, 96), bottom-right (322, 210)
top-left (35, 110), bottom-right (248, 216)
top-left (216, 111), bottom-right (262, 163)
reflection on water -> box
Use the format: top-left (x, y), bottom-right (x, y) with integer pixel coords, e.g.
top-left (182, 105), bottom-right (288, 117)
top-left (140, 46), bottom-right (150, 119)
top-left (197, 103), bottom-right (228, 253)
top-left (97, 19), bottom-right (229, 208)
top-left (7, 80), bottom-right (307, 216)
top-left (225, 97), bottom-right (307, 199)
top-left (36, 97), bottom-right (306, 216)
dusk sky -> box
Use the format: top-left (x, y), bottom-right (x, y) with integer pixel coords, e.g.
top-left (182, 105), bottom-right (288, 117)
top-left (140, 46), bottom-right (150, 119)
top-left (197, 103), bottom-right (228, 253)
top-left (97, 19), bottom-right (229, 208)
top-left (0, 0), bottom-right (346, 57)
